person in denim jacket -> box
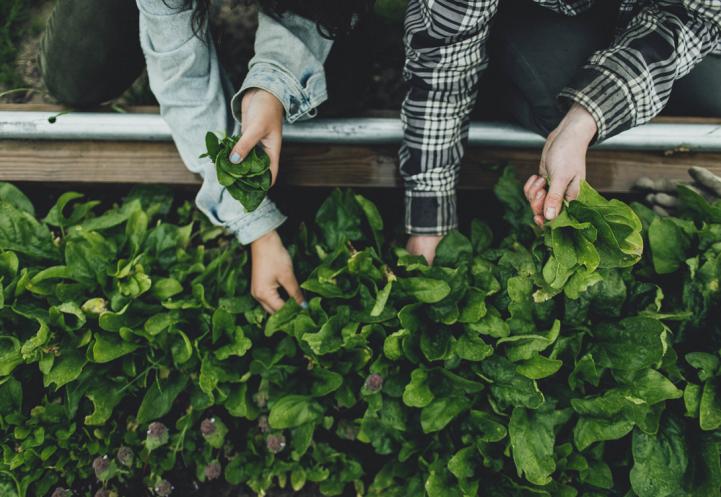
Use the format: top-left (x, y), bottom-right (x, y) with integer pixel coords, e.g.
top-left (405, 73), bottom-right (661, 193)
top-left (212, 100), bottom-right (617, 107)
top-left (40, 0), bottom-right (369, 313)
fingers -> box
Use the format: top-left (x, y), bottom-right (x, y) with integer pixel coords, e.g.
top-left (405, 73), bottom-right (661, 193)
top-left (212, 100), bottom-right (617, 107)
top-left (543, 174), bottom-right (573, 221)
top-left (529, 177), bottom-right (547, 213)
top-left (252, 285), bottom-right (286, 314)
top-left (652, 205), bottom-right (671, 217)
top-left (406, 235), bottom-right (442, 265)
top-left (634, 177), bottom-right (656, 191)
top-left (229, 125), bottom-right (265, 165)
top-left (279, 271), bottom-right (305, 307)
top-left (648, 192), bottom-right (680, 209)
top-left (524, 175), bottom-right (547, 227)
top-left (237, 89), bottom-right (284, 185)
top-left (254, 274), bottom-right (304, 314)
top-left (689, 166), bottom-right (721, 198)
top-left (634, 176), bottom-right (680, 193)
top-left (566, 176), bottom-right (582, 201)
top-left (523, 175), bottom-right (538, 197)
top-left (266, 137), bottom-right (281, 187)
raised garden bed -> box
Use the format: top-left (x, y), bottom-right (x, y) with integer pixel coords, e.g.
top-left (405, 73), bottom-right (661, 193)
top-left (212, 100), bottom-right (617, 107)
top-left (2, 105), bottom-right (721, 192)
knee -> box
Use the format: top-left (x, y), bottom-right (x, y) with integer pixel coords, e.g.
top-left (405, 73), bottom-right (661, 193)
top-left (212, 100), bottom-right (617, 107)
top-left (38, 0), bottom-right (144, 107)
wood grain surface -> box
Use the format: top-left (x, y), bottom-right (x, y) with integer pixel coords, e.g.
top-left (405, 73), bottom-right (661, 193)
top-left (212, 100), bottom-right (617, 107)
top-left (2, 139), bottom-right (720, 191)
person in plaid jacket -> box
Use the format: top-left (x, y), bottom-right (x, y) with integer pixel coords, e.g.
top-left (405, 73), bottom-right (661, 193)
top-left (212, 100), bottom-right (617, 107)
top-left (401, 0), bottom-right (721, 263)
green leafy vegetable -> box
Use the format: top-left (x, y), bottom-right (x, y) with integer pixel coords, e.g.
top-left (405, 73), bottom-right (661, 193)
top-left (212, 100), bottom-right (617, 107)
top-left (202, 132), bottom-right (272, 212)
top-left (0, 167), bottom-right (719, 497)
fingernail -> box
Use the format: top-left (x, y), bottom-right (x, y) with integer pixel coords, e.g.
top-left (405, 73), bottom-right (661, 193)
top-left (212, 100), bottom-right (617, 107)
top-left (535, 190), bottom-right (544, 200)
top-left (300, 301), bottom-right (309, 310)
top-left (230, 152), bottom-right (242, 164)
top-left (545, 207), bottom-right (556, 220)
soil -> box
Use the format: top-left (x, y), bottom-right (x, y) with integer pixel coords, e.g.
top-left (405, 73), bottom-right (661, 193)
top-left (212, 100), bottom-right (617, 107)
top-left (1, 0), bottom-right (406, 114)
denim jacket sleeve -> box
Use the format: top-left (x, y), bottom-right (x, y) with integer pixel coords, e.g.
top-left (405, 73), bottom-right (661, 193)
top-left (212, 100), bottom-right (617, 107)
top-left (136, 0), bottom-right (286, 245)
top-left (234, 11), bottom-right (334, 124)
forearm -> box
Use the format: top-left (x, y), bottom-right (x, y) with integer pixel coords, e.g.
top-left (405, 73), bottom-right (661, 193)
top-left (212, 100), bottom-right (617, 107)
top-left (136, 0), bottom-right (285, 244)
top-left (234, 10), bottom-right (334, 124)
top-left (560, 2), bottom-right (721, 140)
top-left (400, 0), bottom-right (493, 235)
top-left (553, 103), bottom-right (597, 147)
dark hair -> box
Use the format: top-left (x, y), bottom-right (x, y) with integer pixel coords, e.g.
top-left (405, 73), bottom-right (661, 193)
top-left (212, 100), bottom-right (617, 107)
top-left (168, 0), bottom-right (373, 39)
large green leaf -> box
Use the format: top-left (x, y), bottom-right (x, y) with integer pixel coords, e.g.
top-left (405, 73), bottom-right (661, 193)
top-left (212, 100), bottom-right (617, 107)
top-left (420, 396), bottom-right (471, 433)
top-left (269, 395), bottom-right (324, 429)
top-left (136, 374), bottom-right (188, 424)
top-left (509, 405), bottom-right (570, 485)
top-left (630, 415), bottom-right (688, 497)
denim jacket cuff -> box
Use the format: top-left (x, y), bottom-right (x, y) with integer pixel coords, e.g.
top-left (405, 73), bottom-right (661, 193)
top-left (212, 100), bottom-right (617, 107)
top-left (234, 61), bottom-right (327, 124)
top-left (225, 197), bottom-right (288, 245)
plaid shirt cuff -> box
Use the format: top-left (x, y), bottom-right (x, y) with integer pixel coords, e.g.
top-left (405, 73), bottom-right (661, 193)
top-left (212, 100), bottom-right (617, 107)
top-left (559, 65), bottom-right (635, 142)
top-left (405, 190), bottom-right (458, 236)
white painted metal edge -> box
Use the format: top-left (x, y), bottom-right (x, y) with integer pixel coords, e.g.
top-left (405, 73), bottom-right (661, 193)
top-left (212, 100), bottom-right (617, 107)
top-left (2, 111), bottom-right (721, 151)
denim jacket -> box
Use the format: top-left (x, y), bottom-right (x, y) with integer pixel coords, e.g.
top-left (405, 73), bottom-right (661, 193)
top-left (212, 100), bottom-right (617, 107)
top-left (136, 0), bottom-right (333, 244)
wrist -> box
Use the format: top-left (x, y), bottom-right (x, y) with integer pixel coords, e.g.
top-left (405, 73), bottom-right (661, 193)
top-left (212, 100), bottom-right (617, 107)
top-left (244, 87), bottom-right (284, 117)
top-left (251, 229), bottom-right (279, 253)
top-left (558, 103), bottom-right (598, 145)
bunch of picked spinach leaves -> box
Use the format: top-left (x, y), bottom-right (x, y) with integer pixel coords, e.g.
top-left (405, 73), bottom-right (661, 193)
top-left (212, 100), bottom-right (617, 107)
top-left (202, 132), bottom-right (272, 212)
top-left (0, 167), bottom-right (720, 497)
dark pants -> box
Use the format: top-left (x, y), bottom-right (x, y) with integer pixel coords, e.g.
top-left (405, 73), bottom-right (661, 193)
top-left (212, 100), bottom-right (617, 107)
top-left (41, 0), bottom-right (721, 131)
top-left (482, 0), bottom-right (721, 135)
top-left (40, 0), bottom-right (145, 107)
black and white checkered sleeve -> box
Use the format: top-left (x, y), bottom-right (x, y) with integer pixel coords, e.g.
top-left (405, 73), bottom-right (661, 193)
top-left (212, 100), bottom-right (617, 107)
top-left (560, 0), bottom-right (721, 141)
top-left (399, 0), bottom-right (496, 235)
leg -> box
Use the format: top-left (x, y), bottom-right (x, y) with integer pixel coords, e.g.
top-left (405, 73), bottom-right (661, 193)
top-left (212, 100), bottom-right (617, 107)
top-left (483, 0), bottom-right (620, 135)
top-left (663, 54), bottom-right (721, 117)
top-left (40, 0), bottom-right (144, 107)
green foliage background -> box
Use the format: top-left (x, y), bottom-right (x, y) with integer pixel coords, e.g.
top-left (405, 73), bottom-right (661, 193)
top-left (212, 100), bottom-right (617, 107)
top-left (1, 169), bottom-right (720, 497)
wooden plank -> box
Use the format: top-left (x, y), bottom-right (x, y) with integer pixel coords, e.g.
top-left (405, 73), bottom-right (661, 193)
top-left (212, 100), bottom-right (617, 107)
top-left (462, 148), bottom-right (721, 192)
top-left (2, 139), bottom-right (720, 191)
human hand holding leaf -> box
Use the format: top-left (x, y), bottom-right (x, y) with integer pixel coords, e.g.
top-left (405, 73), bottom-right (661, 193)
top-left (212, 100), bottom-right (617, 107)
top-left (202, 132), bottom-right (272, 212)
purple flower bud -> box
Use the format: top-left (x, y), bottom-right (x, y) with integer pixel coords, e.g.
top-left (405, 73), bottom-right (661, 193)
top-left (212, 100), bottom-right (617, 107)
top-left (200, 418), bottom-right (215, 436)
top-left (51, 489), bottom-right (72, 497)
top-left (145, 422), bottom-right (169, 451)
top-left (92, 455), bottom-right (111, 480)
top-left (364, 373), bottom-right (384, 393)
top-left (204, 461), bottom-right (222, 481)
top-left (257, 415), bottom-right (269, 433)
top-left (154, 479), bottom-right (173, 497)
top-left (148, 421), bottom-right (168, 438)
top-left (200, 417), bottom-right (227, 449)
top-left (266, 433), bottom-right (286, 454)
top-left (116, 446), bottom-right (134, 467)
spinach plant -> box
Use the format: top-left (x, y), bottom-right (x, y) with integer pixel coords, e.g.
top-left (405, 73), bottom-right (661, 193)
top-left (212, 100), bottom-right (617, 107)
top-left (202, 132), bottom-right (272, 212)
top-left (0, 168), bottom-right (720, 497)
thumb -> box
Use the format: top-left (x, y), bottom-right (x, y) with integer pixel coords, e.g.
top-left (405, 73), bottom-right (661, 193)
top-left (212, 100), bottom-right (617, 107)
top-left (543, 175), bottom-right (572, 221)
top-left (229, 125), bottom-right (265, 164)
top-left (279, 271), bottom-right (305, 307)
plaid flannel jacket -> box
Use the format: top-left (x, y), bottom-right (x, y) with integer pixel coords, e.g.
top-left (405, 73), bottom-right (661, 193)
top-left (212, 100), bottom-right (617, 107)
top-left (399, 0), bottom-right (721, 235)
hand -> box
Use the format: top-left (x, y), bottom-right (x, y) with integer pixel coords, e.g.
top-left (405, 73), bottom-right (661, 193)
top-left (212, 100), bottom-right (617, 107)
top-left (229, 88), bottom-right (284, 185)
top-left (635, 166), bottom-right (721, 216)
top-left (524, 103), bottom-right (598, 227)
top-left (250, 230), bottom-right (305, 313)
top-left (406, 235), bottom-right (443, 265)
